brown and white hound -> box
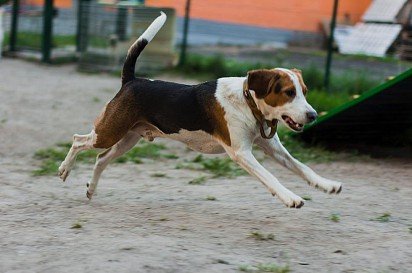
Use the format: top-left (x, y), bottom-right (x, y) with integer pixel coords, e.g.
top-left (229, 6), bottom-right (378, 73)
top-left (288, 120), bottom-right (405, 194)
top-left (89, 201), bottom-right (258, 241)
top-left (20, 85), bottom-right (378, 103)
top-left (59, 12), bottom-right (342, 208)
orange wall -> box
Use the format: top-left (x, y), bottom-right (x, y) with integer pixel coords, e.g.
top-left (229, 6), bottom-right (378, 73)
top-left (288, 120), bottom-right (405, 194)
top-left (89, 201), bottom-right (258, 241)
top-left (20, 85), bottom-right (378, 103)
top-left (146, 0), bottom-right (372, 32)
top-left (25, 0), bottom-right (72, 8)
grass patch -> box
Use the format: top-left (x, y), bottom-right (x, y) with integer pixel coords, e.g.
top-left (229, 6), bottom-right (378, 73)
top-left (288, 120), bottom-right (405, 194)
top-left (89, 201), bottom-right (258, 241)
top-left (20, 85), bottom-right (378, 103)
top-left (32, 141), bottom-right (174, 176)
top-left (177, 154), bottom-right (246, 178)
top-left (302, 195), bottom-right (312, 201)
top-left (206, 195), bottom-right (217, 201)
top-left (249, 231), bottom-right (275, 241)
top-left (329, 213), bottom-right (341, 222)
top-left (177, 54), bottom-right (381, 97)
top-left (70, 222), bottom-right (82, 229)
top-left (239, 265), bottom-right (255, 272)
top-left (238, 263), bottom-right (290, 273)
top-left (188, 175), bottom-right (208, 185)
top-left (150, 173), bottom-right (167, 178)
top-left (256, 263), bottom-right (290, 273)
top-left (371, 213), bottom-right (391, 223)
top-left (32, 143), bottom-right (98, 176)
top-left (192, 154), bottom-right (247, 178)
top-left (4, 31), bottom-right (76, 50)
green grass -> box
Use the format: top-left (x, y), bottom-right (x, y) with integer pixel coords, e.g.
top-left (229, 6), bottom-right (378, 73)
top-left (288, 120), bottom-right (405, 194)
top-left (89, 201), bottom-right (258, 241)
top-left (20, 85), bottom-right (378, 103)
top-left (249, 231), bottom-right (275, 241)
top-left (329, 213), bottom-right (341, 222)
top-left (177, 54), bottom-right (381, 98)
top-left (150, 173), bottom-right (167, 178)
top-left (302, 195), bottom-right (312, 201)
top-left (371, 213), bottom-right (391, 223)
top-left (70, 222), bottom-right (82, 229)
top-left (188, 175), bottom-right (208, 185)
top-left (32, 141), bottom-right (175, 176)
top-left (4, 32), bottom-right (76, 50)
top-left (192, 154), bottom-right (247, 177)
top-left (238, 263), bottom-right (290, 273)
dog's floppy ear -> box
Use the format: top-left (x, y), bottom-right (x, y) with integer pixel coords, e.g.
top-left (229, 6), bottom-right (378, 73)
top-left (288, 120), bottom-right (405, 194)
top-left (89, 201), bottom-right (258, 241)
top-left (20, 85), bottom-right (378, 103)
top-left (247, 69), bottom-right (280, 98)
top-left (291, 68), bottom-right (308, 94)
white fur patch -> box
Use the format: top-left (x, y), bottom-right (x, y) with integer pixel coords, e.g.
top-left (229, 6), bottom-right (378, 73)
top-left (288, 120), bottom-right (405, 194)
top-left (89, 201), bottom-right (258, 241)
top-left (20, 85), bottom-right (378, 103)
top-left (140, 12), bottom-right (167, 43)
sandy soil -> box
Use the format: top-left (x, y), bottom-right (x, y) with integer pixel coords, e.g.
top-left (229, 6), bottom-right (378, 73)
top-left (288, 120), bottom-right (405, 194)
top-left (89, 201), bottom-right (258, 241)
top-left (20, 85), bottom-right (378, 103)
top-left (0, 59), bottom-right (411, 273)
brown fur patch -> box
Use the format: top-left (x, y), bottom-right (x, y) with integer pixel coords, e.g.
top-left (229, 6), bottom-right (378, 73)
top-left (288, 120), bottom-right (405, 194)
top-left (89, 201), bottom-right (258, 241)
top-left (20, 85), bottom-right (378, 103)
top-left (248, 69), bottom-right (296, 108)
top-left (94, 90), bottom-right (140, 149)
top-left (292, 68), bottom-right (308, 95)
top-left (208, 99), bottom-right (231, 146)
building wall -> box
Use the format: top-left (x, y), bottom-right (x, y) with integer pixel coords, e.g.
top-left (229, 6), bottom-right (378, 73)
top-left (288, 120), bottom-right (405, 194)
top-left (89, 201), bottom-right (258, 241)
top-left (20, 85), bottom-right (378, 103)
top-left (146, 0), bottom-right (372, 33)
top-left (25, 0), bottom-right (72, 8)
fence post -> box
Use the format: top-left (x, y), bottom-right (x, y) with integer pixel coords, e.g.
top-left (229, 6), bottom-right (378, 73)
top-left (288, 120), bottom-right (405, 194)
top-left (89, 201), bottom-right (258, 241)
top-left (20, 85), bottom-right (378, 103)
top-left (41, 0), bottom-right (53, 63)
top-left (116, 5), bottom-right (128, 41)
top-left (178, 0), bottom-right (191, 67)
top-left (324, 0), bottom-right (339, 91)
top-left (9, 0), bottom-right (19, 52)
top-left (76, 0), bottom-right (90, 52)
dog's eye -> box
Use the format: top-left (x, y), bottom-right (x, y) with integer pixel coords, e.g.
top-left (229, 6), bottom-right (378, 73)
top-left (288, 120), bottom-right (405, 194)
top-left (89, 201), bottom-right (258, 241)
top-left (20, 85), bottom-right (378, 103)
top-left (285, 89), bottom-right (295, 97)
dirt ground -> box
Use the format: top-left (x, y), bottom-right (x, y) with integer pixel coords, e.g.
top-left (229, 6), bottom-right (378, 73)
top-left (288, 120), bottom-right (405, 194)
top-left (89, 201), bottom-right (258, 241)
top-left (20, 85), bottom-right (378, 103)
top-left (0, 59), bottom-right (411, 273)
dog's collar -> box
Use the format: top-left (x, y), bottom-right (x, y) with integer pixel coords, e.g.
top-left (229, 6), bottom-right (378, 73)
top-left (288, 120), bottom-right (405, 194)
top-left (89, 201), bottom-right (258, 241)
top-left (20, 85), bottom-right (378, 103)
top-left (243, 80), bottom-right (277, 139)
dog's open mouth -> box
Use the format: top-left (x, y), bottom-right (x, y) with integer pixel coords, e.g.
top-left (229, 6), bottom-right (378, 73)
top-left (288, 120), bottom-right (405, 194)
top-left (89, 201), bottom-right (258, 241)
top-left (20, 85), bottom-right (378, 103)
top-left (282, 115), bottom-right (304, 132)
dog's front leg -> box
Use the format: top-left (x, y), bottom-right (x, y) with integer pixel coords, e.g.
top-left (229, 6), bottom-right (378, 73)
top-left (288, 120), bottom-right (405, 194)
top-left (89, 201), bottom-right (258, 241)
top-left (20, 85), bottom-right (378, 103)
top-left (224, 145), bottom-right (304, 208)
top-left (256, 135), bottom-right (342, 194)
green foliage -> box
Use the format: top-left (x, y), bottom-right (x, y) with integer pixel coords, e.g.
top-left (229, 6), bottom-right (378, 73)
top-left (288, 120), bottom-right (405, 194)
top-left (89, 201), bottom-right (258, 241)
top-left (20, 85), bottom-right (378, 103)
top-left (191, 154), bottom-right (247, 178)
top-left (256, 263), bottom-right (290, 273)
top-left (32, 141), bottom-right (174, 176)
top-left (115, 142), bottom-right (167, 162)
top-left (302, 195), bottom-right (312, 201)
top-left (150, 173), bottom-right (167, 178)
top-left (277, 130), bottom-right (336, 162)
top-left (306, 89), bottom-right (352, 113)
top-left (180, 54), bottom-right (266, 79)
top-left (238, 263), bottom-right (290, 273)
top-left (330, 213), bottom-right (341, 222)
top-left (188, 175), bottom-right (208, 185)
top-left (177, 54), bottom-right (381, 111)
top-left (371, 213), bottom-right (391, 223)
top-left (249, 231), bottom-right (275, 241)
top-left (3, 32), bottom-right (75, 50)
top-left (70, 222), bottom-right (82, 229)
top-left (32, 143), bottom-right (98, 176)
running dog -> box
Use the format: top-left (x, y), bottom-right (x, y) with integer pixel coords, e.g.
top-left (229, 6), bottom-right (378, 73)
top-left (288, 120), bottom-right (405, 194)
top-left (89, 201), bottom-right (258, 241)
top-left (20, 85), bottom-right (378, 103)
top-left (58, 12), bottom-right (342, 208)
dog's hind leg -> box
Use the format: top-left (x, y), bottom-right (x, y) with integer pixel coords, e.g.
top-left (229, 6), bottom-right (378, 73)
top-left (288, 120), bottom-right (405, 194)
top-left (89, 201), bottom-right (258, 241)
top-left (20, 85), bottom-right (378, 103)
top-left (255, 134), bottom-right (342, 194)
top-left (86, 130), bottom-right (141, 199)
top-left (58, 131), bottom-right (98, 181)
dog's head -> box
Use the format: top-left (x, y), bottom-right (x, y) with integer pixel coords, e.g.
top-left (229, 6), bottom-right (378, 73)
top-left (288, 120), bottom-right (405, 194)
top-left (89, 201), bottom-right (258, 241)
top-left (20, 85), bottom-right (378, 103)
top-left (247, 68), bottom-right (317, 132)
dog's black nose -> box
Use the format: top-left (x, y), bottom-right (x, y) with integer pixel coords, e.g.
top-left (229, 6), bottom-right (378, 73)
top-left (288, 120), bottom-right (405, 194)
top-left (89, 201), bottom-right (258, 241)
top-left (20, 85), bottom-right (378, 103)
top-left (306, 111), bottom-right (317, 122)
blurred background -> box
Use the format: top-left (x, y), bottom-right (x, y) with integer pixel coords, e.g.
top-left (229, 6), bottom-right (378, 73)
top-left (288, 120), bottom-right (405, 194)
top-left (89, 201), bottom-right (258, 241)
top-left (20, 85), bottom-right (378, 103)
top-left (0, 1), bottom-right (411, 272)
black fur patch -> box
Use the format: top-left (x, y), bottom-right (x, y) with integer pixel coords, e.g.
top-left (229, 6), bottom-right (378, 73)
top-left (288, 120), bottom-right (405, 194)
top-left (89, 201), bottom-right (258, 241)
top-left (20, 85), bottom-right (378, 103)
top-left (125, 79), bottom-right (219, 135)
top-left (122, 39), bottom-right (148, 85)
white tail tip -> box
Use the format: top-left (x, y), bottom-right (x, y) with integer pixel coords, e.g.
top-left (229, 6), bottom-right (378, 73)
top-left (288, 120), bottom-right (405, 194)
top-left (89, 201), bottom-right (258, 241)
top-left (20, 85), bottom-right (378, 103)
top-left (140, 11), bottom-right (167, 43)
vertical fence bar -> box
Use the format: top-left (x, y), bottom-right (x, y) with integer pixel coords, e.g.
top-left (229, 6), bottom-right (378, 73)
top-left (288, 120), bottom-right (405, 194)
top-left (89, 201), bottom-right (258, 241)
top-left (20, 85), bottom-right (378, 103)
top-left (324, 0), bottom-right (339, 91)
top-left (76, 0), bottom-right (90, 52)
top-left (178, 0), bottom-right (191, 67)
top-left (9, 0), bottom-right (19, 52)
top-left (41, 0), bottom-right (54, 63)
top-left (116, 5), bottom-right (128, 41)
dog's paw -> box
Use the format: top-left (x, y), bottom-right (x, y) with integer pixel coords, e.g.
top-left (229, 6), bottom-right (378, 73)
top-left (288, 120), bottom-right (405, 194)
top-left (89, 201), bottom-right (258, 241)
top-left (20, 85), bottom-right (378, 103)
top-left (86, 189), bottom-right (94, 200)
top-left (276, 191), bottom-right (304, 208)
top-left (317, 179), bottom-right (342, 194)
top-left (58, 163), bottom-right (70, 182)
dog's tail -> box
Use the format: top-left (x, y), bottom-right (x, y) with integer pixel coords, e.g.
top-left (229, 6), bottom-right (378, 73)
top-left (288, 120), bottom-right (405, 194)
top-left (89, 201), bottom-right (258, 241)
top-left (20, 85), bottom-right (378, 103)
top-left (121, 11), bottom-right (167, 85)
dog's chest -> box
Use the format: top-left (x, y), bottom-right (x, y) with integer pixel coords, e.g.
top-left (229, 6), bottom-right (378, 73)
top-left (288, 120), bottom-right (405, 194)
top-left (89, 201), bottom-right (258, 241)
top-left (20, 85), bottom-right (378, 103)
top-left (163, 129), bottom-right (225, 154)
